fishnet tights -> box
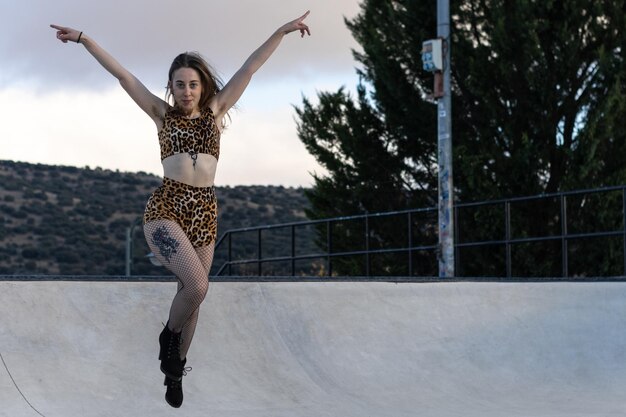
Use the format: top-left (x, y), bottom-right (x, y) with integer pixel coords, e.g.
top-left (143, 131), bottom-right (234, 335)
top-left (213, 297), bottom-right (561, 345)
top-left (144, 219), bottom-right (214, 360)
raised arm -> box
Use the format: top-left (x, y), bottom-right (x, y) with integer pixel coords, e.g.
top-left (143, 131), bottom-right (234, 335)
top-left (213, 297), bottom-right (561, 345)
top-left (50, 24), bottom-right (167, 125)
top-left (210, 11), bottom-right (311, 121)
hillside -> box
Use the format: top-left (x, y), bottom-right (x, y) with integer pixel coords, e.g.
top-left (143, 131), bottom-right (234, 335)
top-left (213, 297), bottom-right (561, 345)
top-left (0, 160), bottom-right (314, 276)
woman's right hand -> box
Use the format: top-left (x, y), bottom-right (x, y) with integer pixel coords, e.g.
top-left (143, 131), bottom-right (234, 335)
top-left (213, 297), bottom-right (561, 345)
top-left (50, 24), bottom-right (82, 44)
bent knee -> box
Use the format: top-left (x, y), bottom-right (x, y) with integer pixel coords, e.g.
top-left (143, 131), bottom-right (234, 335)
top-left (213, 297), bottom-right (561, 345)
top-left (184, 278), bottom-right (209, 304)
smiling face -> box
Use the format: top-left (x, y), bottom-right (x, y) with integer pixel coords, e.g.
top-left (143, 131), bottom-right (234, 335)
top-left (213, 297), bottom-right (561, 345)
top-left (170, 67), bottom-right (203, 116)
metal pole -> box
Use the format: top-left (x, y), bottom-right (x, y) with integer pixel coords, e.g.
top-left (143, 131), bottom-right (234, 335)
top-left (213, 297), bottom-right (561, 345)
top-left (437, 0), bottom-right (455, 277)
top-left (561, 195), bottom-right (568, 277)
top-left (228, 233), bottom-right (232, 276)
top-left (291, 225), bottom-right (296, 276)
top-left (365, 216), bottom-right (370, 276)
top-left (407, 212), bottom-right (413, 277)
top-left (623, 189), bottom-right (626, 275)
top-left (505, 202), bottom-right (512, 278)
top-left (327, 221), bottom-right (333, 277)
top-left (258, 229), bottom-right (262, 276)
top-left (125, 217), bottom-right (142, 277)
top-left (125, 227), bottom-right (131, 277)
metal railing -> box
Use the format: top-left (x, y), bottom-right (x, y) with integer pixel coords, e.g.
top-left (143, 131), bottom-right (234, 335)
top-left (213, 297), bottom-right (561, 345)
top-left (212, 206), bottom-right (438, 278)
top-left (454, 185), bottom-right (626, 278)
top-left (212, 185), bottom-right (626, 279)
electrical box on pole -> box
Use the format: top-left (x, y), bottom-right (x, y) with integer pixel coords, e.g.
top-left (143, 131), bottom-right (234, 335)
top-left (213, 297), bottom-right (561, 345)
top-left (421, 39), bottom-right (443, 72)
top-left (422, 38), bottom-right (445, 99)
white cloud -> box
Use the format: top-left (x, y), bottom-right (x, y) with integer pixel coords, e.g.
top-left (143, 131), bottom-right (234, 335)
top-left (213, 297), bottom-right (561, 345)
top-left (0, 87), bottom-right (159, 173)
top-left (0, 82), bottom-right (335, 186)
top-left (0, 0), bottom-right (363, 186)
top-left (2, 0), bottom-right (362, 90)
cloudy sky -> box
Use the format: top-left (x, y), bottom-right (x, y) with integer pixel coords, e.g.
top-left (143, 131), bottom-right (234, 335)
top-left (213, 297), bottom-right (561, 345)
top-left (0, 0), bottom-right (363, 187)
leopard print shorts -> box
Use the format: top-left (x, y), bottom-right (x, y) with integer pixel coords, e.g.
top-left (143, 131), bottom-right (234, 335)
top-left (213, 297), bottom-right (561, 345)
top-left (143, 177), bottom-right (218, 247)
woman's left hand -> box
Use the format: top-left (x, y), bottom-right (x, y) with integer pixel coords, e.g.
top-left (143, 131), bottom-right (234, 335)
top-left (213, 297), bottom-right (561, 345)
top-left (280, 11), bottom-right (311, 37)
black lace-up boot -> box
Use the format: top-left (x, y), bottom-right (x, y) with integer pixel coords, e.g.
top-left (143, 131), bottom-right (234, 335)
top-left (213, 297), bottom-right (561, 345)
top-left (158, 323), bottom-right (184, 380)
top-left (164, 359), bottom-right (191, 408)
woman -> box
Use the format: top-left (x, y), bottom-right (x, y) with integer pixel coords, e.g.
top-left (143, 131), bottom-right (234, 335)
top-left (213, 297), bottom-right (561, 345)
top-left (50, 11), bottom-right (310, 408)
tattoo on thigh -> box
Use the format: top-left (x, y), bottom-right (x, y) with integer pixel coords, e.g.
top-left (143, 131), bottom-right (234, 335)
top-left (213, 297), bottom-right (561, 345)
top-left (151, 226), bottom-right (180, 263)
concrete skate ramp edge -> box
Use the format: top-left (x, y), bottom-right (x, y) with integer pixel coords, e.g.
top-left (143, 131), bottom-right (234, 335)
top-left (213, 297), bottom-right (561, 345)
top-left (1, 281), bottom-right (626, 417)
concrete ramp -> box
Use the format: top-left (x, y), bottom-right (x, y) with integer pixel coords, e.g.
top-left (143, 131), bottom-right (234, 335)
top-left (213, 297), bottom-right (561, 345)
top-left (1, 280), bottom-right (626, 417)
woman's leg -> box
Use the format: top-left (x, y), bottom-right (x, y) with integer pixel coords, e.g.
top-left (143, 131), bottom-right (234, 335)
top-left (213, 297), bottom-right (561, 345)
top-left (144, 220), bottom-right (211, 333)
top-left (179, 244), bottom-right (215, 359)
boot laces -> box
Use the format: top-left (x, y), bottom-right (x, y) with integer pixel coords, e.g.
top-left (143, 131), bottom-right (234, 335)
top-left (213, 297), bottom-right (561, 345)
top-left (166, 334), bottom-right (182, 359)
top-left (166, 367), bottom-right (191, 388)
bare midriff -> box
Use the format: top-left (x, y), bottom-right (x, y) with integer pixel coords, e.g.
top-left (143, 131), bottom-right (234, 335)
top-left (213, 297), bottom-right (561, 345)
top-left (161, 153), bottom-right (218, 187)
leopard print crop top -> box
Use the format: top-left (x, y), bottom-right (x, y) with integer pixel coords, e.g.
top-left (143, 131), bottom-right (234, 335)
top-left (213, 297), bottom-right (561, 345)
top-left (158, 106), bottom-right (220, 161)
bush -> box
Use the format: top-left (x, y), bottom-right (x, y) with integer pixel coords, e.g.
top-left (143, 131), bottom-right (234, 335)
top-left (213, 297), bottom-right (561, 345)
top-left (55, 249), bottom-right (80, 264)
top-left (22, 247), bottom-right (42, 259)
